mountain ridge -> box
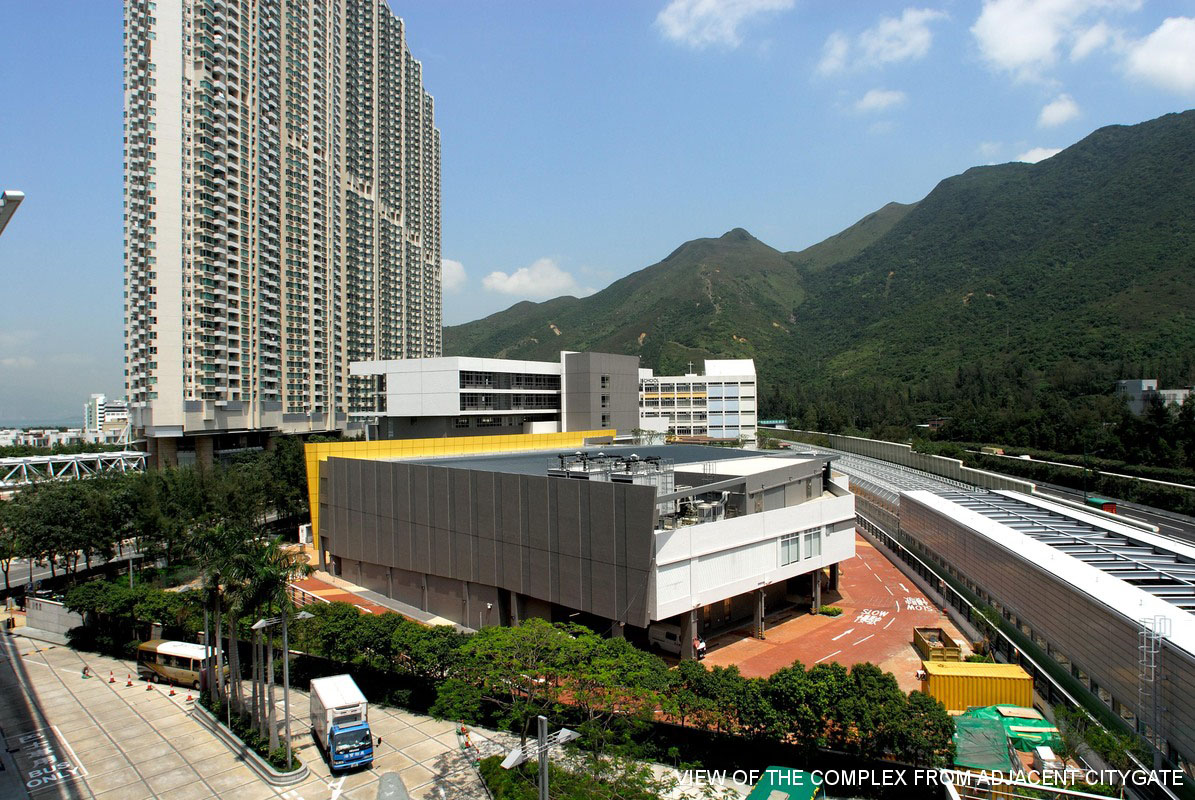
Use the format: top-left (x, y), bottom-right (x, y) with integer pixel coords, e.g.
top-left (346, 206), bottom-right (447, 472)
top-left (445, 109), bottom-right (1195, 414)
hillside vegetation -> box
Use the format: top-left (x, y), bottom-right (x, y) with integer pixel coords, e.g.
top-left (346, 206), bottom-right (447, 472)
top-left (445, 110), bottom-right (1195, 464)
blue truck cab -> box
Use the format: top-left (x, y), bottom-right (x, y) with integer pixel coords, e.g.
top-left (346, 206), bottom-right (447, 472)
top-left (328, 721), bottom-right (374, 770)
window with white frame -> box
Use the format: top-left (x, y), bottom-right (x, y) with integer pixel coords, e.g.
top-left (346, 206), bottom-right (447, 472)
top-left (780, 532), bottom-right (801, 566)
top-left (804, 529), bottom-right (822, 559)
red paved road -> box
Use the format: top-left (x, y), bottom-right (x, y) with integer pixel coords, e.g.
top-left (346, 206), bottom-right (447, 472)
top-left (704, 532), bottom-right (970, 690)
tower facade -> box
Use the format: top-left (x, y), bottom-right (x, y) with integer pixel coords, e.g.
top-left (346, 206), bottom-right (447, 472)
top-left (123, 0), bottom-right (441, 465)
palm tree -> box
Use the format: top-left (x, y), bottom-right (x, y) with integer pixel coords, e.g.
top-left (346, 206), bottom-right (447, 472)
top-left (193, 522), bottom-right (246, 705)
top-left (229, 535), bottom-right (311, 749)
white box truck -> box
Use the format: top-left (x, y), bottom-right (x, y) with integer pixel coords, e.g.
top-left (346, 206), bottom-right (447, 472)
top-left (310, 674), bottom-right (374, 771)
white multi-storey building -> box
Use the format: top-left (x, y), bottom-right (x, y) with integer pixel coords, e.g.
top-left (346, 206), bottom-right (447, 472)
top-left (83, 394), bottom-right (130, 444)
top-left (639, 359), bottom-right (758, 444)
top-left (123, 0), bottom-right (442, 466)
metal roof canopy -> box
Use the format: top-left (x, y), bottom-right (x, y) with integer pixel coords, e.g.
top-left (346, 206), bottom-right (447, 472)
top-left (938, 490), bottom-right (1195, 611)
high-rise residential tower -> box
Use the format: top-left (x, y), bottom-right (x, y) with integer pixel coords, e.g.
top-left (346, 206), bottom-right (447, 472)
top-left (123, 0), bottom-right (441, 466)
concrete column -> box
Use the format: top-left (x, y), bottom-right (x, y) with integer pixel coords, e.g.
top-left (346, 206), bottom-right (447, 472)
top-left (680, 611), bottom-right (698, 661)
top-left (318, 546), bottom-right (326, 571)
top-left (387, 567), bottom-right (394, 599)
top-left (195, 435), bottom-right (214, 468)
top-left (754, 589), bottom-right (766, 639)
top-left (511, 592), bottom-right (524, 626)
top-left (812, 571), bottom-right (822, 613)
top-left (151, 436), bottom-right (178, 468)
top-left (829, 562), bottom-right (840, 591)
top-left (611, 621), bottom-right (625, 639)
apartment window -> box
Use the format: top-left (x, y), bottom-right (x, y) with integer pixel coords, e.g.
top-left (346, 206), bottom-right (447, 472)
top-left (453, 417), bottom-right (470, 429)
top-left (476, 416), bottom-right (502, 428)
top-left (600, 374), bottom-right (610, 389)
top-left (601, 413), bottom-right (610, 427)
top-left (600, 394), bottom-right (609, 409)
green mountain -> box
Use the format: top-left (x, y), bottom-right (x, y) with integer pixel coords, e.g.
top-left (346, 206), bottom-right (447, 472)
top-left (787, 201), bottom-right (915, 273)
top-left (445, 227), bottom-right (808, 376)
top-left (445, 110), bottom-right (1195, 424)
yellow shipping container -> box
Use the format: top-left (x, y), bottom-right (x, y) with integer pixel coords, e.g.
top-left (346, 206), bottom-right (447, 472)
top-left (921, 661), bottom-right (1033, 712)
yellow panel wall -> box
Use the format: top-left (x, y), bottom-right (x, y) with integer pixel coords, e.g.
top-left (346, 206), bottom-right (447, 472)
top-left (304, 430), bottom-right (614, 547)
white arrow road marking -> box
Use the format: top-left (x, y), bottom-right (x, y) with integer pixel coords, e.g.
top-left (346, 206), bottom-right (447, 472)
top-left (831, 628), bottom-right (855, 641)
top-left (328, 775), bottom-right (346, 800)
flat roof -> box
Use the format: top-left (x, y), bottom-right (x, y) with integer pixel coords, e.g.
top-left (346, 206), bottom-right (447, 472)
top-left (922, 661), bottom-right (1030, 679)
top-left (906, 489), bottom-right (1195, 658)
top-left (406, 444), bottom-right (807, 476)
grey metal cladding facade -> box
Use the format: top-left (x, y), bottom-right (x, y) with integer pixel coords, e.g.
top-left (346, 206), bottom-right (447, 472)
top-left (899, 493), bottom-right (1195, 760)
top-left (320, 456), bottom-right (656, 626)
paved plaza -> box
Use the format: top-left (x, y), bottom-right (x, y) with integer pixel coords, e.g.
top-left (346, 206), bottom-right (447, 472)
top-left (0, 630), bottom-right (514, 800)
top-left (704, 532), bottom-right (972, 690)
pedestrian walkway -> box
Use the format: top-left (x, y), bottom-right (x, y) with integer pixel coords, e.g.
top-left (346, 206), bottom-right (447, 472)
top-left (290, 572), bottom-right (461, 629)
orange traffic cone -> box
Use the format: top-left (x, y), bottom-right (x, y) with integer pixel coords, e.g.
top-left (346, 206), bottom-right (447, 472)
top-left (125, 674), bottom-right (133, 687)
top-left (185, 693), bottom-right (193, 702)
top-left (108, 671), bottom-right (115, 684)
top-left (145, 682), bottom-right (153, 692)
top-left (169, 687), bottom-right (176, 696)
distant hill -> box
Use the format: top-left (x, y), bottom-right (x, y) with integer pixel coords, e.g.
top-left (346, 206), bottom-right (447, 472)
top-left (787, 201), bottom-right (915, 273)
top-left (445, 109), bottom-right (1195, 420)
top-left (446, 227), bottom-right (807, 376)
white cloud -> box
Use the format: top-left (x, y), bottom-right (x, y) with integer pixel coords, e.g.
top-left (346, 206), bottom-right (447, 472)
top-left (1016, 146), bottom-right (1063, 163)
top-left (655, 0), bottom-right (794, 49)
top-left (855, 88), bottom-right (908, 113)
top-left (971, 0), bottom-right (1141, 80)
top-left (817, 7), bottom-right (946, 75)
top-left (859, 8), bottom-right (947, 65)
top-left (0, 356), bottom-right (35, 369)
top-left (441, 258), bottom-right (466, 292)
top-left (816, 31), bottom-right (850, 75)
top-left (1070, 21), bottom-right (1112, 60)
top-left (482, 258), bottom-right (594, 299)
top-left (1125, 17), bottom-right (1195, 94)
top-left (1038, 93), bottom-right (1081, 127)
top-left (978, 141), bottom-right (1003, 157)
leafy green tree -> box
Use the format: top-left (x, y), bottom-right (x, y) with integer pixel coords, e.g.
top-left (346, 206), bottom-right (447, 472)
top-left (454, 619), bottom-right (572, 744)
top-left (0, 499), bottom-right (20, 592)
top-left (892, 691), bottom-right (955, 765)
top-left (393, 620), bottom-right (466, 681)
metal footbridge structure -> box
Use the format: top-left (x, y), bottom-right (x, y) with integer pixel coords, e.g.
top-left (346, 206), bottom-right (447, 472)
top-left (0, 451), bottom-right (146, 490)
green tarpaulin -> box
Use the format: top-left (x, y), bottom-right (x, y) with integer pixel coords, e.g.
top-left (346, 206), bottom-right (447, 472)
top-left (953, 716), bottom-right (1015, 772)
top-left (959, 706), bottom-right (1063, 752)
top-left (746, 767), bottom-right (822, 800)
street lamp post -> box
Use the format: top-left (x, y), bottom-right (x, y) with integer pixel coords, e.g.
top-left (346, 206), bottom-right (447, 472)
top-left (500, 715), bottom-right (579, 800)
top-left (254, 610), bottom-right (313, 770)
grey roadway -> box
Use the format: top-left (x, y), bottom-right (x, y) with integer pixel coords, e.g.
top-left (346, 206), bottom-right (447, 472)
top-left (0, 630), bottom-right (511, 799)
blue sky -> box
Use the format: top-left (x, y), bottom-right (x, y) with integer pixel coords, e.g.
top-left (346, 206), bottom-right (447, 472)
top-left (1, 1), bottom-right (1193, 423)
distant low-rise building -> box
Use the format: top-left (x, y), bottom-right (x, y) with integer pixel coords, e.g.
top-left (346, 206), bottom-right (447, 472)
top-left (1117, 379), bottom-right (1192, 415)
top-left (0, 428), bottom-right (87, 449)
top-left (639, 359), bottom-right (758, 444)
